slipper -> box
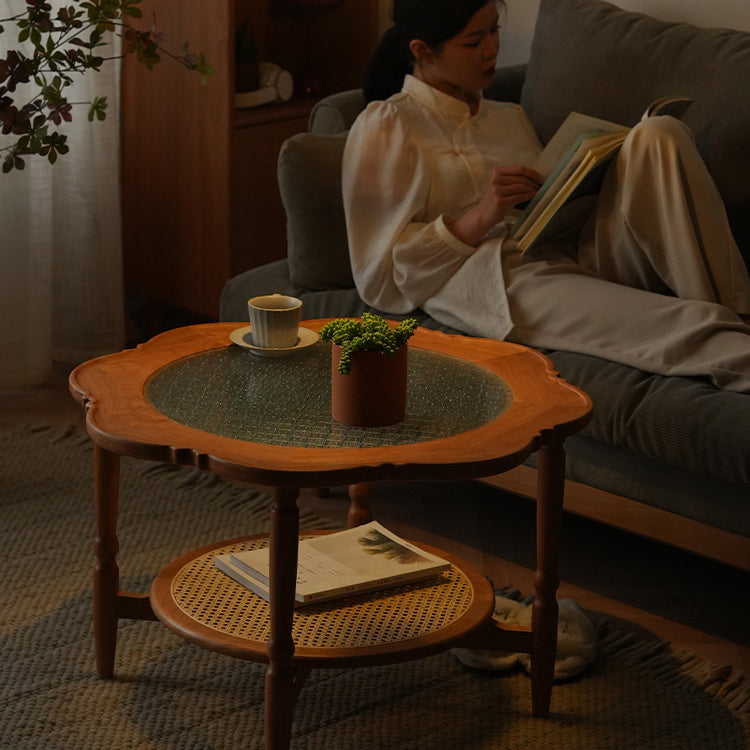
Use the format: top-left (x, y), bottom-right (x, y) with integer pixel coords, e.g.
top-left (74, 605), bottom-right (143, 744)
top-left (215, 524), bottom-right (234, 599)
top-left (452, 594), bottom-right (597, 680)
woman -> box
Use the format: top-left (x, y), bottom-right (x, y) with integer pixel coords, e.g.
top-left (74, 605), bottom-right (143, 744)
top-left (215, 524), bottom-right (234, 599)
top-left (342, 0), bottom-right (750, 391)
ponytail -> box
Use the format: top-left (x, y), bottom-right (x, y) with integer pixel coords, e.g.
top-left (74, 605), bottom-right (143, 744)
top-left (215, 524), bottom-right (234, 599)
top-left (362, 0), bottom-right (498, 103)
top-left (363, 26), bottom-right (412, 103)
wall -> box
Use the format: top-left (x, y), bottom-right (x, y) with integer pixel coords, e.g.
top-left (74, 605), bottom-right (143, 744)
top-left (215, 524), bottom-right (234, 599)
top-left (498, 0), bottom-right (750, 66)
top-left (375, 0), bottom-right (750, 65)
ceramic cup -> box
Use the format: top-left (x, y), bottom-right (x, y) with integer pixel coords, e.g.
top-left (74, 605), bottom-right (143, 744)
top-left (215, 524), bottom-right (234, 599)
top-left (247, 294), bottom-right (302, 348)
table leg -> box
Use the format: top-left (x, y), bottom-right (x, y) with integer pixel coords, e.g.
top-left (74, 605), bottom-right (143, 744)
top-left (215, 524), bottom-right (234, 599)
top-left (531, 438), bottom-right (566, 718)
top-left (93, 442), bottom-right (121, 678)
top-left (347, 482), bottom-right (373, 528)
top-left (265, 487), bottom-right (301, 750)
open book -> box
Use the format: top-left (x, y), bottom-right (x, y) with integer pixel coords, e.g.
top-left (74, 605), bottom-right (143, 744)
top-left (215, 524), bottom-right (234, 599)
top-left (215, 521), bottom-right (451, 606)
top-left (512, 96), bottom-right (693, 252)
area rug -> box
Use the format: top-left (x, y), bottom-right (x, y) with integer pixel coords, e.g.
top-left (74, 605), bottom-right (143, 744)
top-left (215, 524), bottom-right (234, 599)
top-left (1, 424), bottom-right (748, 749)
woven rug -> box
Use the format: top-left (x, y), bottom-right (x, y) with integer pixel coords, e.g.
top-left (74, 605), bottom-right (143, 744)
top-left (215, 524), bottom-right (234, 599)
top-left (1, 424), bottom-right (748, 749)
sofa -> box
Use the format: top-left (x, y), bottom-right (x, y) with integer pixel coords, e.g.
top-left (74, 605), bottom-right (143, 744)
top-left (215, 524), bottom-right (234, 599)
top-left (220, 0), bottom-right (750, 571)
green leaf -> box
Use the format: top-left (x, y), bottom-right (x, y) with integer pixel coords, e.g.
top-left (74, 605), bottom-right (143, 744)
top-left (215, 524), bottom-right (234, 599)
top-left (2, 0), bottom-right (212, 172)
top-left (2, 153), bottom-right (26, 172)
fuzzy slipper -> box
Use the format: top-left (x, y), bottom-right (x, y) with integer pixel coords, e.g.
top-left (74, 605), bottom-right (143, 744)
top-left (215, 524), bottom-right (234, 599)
top-left (452, 593), bottom-right (597, 680)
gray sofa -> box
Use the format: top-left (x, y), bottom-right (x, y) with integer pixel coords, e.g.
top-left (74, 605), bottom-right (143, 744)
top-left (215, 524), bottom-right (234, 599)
top-left (221, 0), bottom-right (750, 571)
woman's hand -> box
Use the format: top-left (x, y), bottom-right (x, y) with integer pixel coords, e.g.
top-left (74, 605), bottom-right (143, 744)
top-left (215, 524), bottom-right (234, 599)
top-left (446, 165), bottom-right (543, 247)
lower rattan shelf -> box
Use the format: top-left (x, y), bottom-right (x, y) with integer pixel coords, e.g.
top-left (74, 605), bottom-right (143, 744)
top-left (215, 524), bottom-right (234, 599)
top-left (150, 532), bottom-right (496, 669)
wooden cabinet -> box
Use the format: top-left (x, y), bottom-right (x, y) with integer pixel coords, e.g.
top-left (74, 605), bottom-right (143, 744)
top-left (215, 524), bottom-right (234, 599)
top-left (121, 0), bottom-right (379, 318)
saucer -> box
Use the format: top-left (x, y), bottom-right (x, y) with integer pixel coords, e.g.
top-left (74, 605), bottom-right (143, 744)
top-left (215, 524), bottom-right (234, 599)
top-left (229, 326), bottom-right (320, 358)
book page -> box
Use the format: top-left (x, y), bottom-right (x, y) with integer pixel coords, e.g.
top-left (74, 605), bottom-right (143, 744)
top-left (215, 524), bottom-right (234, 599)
top-left (515, 131), bottom-right (625, 239)
top-left (513, 95), bottom-right (691, 253)
top-left (534, 112), bottom-right (629, 179)
top-left (518, 134), bottom-right (626, 251)
top-left (641, 96), bottom-right (693, 121)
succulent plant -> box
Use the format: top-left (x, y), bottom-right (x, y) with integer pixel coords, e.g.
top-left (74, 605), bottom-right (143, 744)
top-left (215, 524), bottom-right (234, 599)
top-left (320, 313), bottom-right (418, 374)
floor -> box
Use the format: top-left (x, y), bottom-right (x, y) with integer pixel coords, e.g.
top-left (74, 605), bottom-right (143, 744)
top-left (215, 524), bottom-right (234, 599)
top-left (2, 319), bottom-right (748, 676)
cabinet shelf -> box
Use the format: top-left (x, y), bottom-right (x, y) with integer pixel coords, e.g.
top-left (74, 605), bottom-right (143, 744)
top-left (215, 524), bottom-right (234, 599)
top-left (232, 98), bottom-right (317, 129)
top-left (121, 0), bottom-right (378, 318)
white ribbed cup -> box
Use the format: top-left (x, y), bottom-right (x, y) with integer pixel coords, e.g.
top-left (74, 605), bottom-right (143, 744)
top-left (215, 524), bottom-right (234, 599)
top-left (247, 294), bottom-right (302, 348)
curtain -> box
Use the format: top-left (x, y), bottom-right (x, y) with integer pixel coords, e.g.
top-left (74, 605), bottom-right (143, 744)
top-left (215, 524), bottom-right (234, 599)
top-left (0, 1), bottom-right (124, 386)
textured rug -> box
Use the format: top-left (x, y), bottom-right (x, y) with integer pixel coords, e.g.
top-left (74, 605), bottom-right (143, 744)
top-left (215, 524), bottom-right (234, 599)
top-left (1, 424), bottom-right (748, 750)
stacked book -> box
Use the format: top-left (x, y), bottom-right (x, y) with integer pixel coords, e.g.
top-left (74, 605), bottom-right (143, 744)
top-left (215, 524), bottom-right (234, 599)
top-left (215, 521), bottom-right (451, 606)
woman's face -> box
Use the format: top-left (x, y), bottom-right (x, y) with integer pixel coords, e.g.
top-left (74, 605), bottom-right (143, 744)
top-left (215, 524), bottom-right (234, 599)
top-left (411, 1), bottom-right (500, 102)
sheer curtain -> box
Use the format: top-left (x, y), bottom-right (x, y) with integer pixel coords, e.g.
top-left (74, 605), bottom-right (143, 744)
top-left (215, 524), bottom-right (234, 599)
top-left (0, 1), bottom-right (124, 386)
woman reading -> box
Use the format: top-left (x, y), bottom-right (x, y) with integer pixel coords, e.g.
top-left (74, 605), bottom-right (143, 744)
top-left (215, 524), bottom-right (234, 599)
top-left (343, 0), bottom-right (750, 391)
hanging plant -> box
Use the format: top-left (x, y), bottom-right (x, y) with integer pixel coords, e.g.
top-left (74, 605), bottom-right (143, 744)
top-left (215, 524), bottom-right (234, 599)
top-left (0, 0), bottom-right (213, 173)
top-left (320, 313), bottom-right (419, 375)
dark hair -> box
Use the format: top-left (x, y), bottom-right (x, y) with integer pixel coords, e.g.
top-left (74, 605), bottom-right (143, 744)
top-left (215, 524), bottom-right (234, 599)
top-left (363, 0), bottom-right (498, 103)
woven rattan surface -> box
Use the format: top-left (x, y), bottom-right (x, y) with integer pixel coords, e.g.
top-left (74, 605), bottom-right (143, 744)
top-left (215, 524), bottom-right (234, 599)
top-left (155, 535), bottom-right (493, 665)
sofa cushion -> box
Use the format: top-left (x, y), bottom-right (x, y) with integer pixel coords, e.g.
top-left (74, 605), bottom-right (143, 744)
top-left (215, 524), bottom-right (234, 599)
top-left (521, 0), bottom-right (750, 263)
top-left (277, 133), bottom-right (354, 291)
top-left (547, 349), bottom-right (750, 488)
top-left (550, 433), bottom-right (750, 535)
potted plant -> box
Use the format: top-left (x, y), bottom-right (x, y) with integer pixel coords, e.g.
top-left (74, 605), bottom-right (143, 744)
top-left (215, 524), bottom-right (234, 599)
top-left (320, 313), bottom-right (418, 427)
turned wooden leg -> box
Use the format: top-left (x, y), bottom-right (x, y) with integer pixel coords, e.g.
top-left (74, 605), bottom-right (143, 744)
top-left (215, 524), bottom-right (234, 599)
top-left (347, 482), bottom-right (373, 528)
top-left (93, 442), bottom-right (121, 678)
top-left (265, 487), bottom-right (300, 750)
top-left (531, 439), bottom-right (566, 717)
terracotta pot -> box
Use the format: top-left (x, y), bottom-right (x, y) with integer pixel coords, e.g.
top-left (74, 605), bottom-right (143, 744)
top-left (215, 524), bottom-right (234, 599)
top-left (330, 345), bottom-right (408, 427)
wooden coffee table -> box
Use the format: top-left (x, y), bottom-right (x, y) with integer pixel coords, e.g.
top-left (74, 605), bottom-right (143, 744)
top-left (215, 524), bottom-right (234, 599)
top-left (69, 320), bottom-right (591, 749)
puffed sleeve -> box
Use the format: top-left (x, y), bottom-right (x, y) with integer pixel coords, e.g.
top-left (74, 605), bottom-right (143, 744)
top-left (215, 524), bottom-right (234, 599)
top-left (342, 101), bottom-right (476, 313)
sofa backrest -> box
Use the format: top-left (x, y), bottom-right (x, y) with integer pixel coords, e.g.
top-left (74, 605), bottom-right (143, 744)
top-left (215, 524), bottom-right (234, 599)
top-left (280, 0), bottom-right (750, 291)
top-left (522, 0), bottom-right (750, 262)
top-left (308, 90), bottom-right (365, 135)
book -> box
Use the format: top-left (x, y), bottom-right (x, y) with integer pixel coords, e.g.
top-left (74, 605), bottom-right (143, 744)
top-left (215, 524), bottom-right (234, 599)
top-left (512, 96), bottom-right (693, 252)
top-left (214, 520), bottom-right (452, 606)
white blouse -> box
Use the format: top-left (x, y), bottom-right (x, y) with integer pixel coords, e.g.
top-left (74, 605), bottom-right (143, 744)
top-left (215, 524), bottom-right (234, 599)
top-left (342, 75), bottom-right (542, 339)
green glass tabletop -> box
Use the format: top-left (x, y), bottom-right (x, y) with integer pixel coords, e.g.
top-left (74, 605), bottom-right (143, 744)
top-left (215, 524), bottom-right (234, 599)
top-left (145, 342), bottom-right (513, 449)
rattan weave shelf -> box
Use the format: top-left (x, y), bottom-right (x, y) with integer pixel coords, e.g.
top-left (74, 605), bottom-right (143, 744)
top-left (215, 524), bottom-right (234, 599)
top-left (152, 533), bottom-right (495, 667)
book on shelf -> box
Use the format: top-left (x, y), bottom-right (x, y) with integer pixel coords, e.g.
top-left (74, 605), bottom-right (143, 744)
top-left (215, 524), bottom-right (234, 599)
top-left (214, 520), bottom-right (452, 607)
top-left (513, 95), bottom-right (693, 253)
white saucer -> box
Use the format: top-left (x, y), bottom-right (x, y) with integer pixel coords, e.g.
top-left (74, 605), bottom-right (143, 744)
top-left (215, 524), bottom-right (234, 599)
top-left (229, 325), bottom-right (320, 358)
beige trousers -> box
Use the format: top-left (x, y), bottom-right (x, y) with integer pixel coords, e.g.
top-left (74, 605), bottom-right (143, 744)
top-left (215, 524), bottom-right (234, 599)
top-left (503, 116), bottom-right (750, 392)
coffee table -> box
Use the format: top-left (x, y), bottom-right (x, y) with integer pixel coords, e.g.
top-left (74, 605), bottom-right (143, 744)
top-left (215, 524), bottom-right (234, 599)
top-left (69, 320), bottom-right (591, 748)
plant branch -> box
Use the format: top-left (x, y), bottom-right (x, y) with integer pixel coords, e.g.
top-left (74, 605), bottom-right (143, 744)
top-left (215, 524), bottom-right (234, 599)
top-left (0, 0), bottom-right (213, 173)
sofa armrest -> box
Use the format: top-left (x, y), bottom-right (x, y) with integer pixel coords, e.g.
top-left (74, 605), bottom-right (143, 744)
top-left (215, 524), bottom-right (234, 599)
top-left (309, 90), bottom-right (366, 134)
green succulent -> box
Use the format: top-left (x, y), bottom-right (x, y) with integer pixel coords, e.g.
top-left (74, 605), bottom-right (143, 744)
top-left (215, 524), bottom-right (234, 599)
top-left (320, 313), bottom-right (419, 374)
